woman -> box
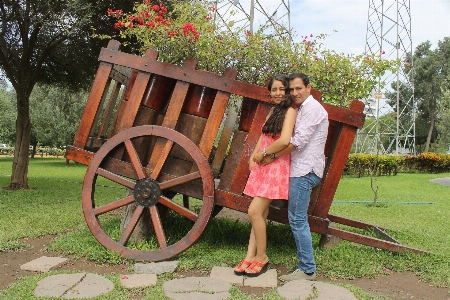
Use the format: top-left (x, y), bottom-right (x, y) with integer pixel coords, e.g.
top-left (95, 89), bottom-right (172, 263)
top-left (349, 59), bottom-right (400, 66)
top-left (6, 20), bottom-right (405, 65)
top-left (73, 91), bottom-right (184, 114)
top-left (234, 74), bottom-right (296, 277)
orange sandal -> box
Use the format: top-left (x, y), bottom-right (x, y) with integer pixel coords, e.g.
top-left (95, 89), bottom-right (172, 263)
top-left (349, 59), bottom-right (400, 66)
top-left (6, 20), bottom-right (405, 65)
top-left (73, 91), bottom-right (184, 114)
top-left (245, 259), bottom-right (269, 277)
top-left (234, 259), bottom-right (253, 275)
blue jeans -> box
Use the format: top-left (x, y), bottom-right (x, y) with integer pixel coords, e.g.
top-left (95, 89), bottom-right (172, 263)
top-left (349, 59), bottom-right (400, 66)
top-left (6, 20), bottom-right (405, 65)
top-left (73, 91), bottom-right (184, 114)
top-left (288, 172), bottom-right (321, 273)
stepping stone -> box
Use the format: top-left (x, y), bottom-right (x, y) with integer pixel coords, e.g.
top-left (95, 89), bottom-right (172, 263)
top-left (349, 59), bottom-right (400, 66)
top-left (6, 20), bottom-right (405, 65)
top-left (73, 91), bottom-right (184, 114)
top-left (210, 266), bottom-right (244, 285)
top-left (63, 273), bottom-right (114, 299)
top-left (120, 274), bottom-right (157, 288)
top-left (34, 273), bottom-right (114, 299)
top-left (243, 269), bottom-right (277, 288)
top-left (277, 279), bottom-right (357, 300)
top-left (163, 277), bottom-right (231, 300)
top-left (20, 256), bottom-right (68, 272)
top-left (135, 261), bottom-right (178, 274)
top-left (34, 273), bottom-right (86, 298)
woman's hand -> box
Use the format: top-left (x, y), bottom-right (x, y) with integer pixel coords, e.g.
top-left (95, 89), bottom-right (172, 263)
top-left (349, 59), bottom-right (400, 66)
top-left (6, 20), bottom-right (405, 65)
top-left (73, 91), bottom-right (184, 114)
top-left (248, 159), bottom-right (255, 170)
top-left (253, 151), bottom-right (264, 163)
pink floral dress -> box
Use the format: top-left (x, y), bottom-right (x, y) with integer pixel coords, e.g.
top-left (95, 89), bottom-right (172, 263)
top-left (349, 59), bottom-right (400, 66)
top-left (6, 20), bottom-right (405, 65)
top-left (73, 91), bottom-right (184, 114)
top-left (243, 133), bottom-right (290, 200)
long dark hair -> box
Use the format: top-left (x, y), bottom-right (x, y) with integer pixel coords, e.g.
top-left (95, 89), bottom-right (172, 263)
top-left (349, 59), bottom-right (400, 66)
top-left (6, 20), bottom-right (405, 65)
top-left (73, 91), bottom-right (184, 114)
top-left (262, 74), bottom-right (292, 137)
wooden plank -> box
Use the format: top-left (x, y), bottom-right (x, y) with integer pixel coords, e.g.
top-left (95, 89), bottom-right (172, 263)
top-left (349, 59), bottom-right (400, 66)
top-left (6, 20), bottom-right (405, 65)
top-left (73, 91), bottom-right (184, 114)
top-left (98, 46), bottom-right (366, 128)
top-left (147, 58), bottom-right (197, 171)
top-left (98, 47), bottom-right (266, 101)
top-left (312, 123), bottom-right (359, 218)
top-left (197, 68), bottom-right (237, 159)
top-left (114, 71), bottom-right (151, 134)
top-left (64, 146), bottom-right (94, 166)
top-left (73, 62), bottom-right (113, 147)
top-left (98, 81), bottom-right (122, 138)
top-left (217, 130), bottom-right (246, 191)
top-left (72, 40), bottom-right (120, 148)
top-left (146, 81), bottom-right (190, 171)
top-left (327, 227), bottom-right (429, 254)
top-left (229, 102), bottom-right (271, 194)
top-left (211, 98), bottom-right (242, 177)
top-left (89, 78), bottom-right (112, 138)
top-left (214, 189), bottom-right (329, 232)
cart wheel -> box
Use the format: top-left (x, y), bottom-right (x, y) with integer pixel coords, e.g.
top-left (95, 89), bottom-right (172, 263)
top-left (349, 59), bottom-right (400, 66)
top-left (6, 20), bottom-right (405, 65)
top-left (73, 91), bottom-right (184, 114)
top-left (82, 125), bottom-right (214, 261)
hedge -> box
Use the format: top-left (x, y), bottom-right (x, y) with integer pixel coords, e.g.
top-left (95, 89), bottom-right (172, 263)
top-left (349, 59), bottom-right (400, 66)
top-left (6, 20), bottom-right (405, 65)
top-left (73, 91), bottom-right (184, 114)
top-left (0, 147), bottom-right (66, 158)
top-left (345, 153), bottom-right (450, 177)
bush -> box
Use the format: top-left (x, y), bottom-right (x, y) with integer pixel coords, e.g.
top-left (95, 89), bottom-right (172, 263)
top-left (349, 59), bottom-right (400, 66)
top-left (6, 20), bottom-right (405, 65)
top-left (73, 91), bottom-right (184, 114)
top-left (344, 153), bottom-right (450, 177)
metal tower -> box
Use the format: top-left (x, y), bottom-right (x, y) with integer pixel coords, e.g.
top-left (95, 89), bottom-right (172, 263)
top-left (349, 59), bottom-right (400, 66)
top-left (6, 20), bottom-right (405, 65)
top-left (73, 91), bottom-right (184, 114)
top-left (210, 0), bottom-right (291, 38)
top-left (356, 0), bottom-right (415, 155)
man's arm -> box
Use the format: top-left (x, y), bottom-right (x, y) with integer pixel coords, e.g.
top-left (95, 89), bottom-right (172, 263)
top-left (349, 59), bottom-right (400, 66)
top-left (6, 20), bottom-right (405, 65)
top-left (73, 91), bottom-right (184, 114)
top-left (253, 107), bottom-right (296, 163)
top-left (260, 143), bottom-right (296, 165)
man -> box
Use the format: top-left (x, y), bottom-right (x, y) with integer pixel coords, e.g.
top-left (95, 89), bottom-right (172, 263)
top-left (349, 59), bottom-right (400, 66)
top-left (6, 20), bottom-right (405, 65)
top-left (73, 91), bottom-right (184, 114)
top-left (257, 72), bottom-right (328, 280)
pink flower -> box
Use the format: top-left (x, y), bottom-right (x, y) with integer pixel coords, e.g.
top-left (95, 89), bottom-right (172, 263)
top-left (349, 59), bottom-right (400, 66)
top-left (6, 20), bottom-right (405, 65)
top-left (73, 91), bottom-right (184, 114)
top-left (310, 34), bottom-right (313, 37)
top-left (314, 57), bottom-right (318, 61)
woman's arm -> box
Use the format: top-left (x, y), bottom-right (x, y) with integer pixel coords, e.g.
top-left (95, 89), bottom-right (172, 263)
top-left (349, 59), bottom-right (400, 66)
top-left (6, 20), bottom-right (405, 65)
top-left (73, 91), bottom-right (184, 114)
top-left (253, 107), bottom-right (296, 162)
top-left (249, 134), bottom-right (262, 170)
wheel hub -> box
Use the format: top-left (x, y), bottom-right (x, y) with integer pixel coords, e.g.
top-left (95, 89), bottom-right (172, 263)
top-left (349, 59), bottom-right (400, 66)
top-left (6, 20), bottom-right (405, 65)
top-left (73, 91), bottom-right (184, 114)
top-left (133, 178), bottom-right (161, 207)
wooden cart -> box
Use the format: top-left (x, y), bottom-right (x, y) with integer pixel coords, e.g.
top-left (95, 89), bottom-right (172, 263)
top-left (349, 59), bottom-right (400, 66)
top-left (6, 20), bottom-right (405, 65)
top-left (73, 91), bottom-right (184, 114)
top-left (65, 40), bottom-right (425, 262)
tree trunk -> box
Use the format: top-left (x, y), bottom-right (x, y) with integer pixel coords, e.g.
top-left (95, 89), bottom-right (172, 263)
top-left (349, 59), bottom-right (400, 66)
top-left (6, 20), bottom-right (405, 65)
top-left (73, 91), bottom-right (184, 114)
top-left (8, 93), bottom-right (32, 190)
top-left (120, 188), bottom-right (152, 244)
top-left (424, 99), bottom-right (437, 153)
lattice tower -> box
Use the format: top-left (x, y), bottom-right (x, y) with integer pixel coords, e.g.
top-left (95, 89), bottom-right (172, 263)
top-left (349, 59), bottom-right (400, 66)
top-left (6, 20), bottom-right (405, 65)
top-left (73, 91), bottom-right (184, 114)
top-left (356, 0), bottom-right (415, 155)
top-left (208, 0), bottom-right (291, 38)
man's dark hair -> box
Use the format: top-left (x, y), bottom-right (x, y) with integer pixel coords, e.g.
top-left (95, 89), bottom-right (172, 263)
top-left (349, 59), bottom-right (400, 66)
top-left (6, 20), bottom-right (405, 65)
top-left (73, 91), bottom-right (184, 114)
top-left (289, 72), bottom-right (310, 86)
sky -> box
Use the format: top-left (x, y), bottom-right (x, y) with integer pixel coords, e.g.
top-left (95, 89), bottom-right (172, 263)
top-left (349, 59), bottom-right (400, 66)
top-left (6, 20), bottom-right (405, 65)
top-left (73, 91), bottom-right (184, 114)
top-left (222, 0), bottom-right (450, 55)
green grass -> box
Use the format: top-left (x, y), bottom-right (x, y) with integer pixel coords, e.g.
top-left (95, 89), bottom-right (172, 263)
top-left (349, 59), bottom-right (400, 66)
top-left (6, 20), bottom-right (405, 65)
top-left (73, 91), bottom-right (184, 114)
top-left (1, 157), bottom-right (449, 299)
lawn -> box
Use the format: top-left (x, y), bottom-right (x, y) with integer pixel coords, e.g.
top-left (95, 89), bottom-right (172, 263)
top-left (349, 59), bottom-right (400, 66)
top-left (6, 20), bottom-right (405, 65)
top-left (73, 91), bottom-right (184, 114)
top-left (0, 157), bottom-right (449, 299)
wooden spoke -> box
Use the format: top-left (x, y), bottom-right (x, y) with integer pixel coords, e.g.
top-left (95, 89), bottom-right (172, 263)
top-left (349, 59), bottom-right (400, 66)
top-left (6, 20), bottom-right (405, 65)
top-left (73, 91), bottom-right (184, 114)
top-left (97, 168), bottom-right (135, 189)
top-left (93, 195), bottom-right (134, 216)
top-left (82, 126), bottom-right (214, 261)
top-left (159, 196), bottom-right (198, 222)
top-left (149, 206), bottom-right (168, 248)
top-left (159, 171), bottom-right (201, 190)
top-left (149, 139), bottom-right (173, 180)
top-left (124, 139), bottom-right (146, 180)
top-left (118, 205), bottom-right (144, 246)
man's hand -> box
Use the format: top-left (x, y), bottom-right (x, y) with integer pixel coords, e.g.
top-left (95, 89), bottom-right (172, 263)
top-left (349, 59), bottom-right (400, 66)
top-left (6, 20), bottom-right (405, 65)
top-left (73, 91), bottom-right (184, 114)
top-left (260, 156), bottom-right (275, 166)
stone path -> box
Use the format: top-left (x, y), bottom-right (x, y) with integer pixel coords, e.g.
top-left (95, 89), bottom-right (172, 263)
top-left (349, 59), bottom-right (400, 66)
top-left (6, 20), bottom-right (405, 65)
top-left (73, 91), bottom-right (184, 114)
top-left (429, 177), bottom-right (450, 186)
top-left (20, 256), bottom-right (357, 299)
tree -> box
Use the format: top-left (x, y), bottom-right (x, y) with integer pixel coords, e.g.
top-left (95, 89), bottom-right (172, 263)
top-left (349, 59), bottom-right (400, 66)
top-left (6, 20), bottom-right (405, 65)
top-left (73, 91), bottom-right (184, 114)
top-left (30, 84), bottom-right (88, 149)
top-left (0, 81), bottom-right (16, 144)
top-left (412, 39), bottom-right (450, 152)
top-left (437, 80), bottom-right (450, 151)
top-left (0, 0), bottom-right (135, 189)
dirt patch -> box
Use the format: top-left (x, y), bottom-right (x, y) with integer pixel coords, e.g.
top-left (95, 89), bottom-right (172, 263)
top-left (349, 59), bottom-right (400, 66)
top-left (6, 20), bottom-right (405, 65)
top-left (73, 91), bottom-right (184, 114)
top-left (0, 235), bottom-right (126, 290)
top-left (1, 235), bottom-right (449, 299)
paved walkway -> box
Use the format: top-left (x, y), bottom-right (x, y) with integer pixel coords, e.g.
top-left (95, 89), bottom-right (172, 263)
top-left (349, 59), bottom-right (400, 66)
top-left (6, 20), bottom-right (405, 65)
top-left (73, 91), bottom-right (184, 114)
top-left (21, 256), bottom-right (357, 299)
top-left (429, 177), bottom-right (450, 186)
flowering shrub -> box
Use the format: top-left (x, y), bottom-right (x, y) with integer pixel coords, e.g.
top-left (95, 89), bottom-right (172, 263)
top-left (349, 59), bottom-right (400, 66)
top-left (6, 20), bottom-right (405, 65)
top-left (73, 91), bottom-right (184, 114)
top-left (345, 153), bottom-right (450, 176)
top-left (404, 153), bottom-right (450, 173)
top-left (99, 0), bottom-right (399, 107)
top-left (103, 1), bottom-right (236, 74)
